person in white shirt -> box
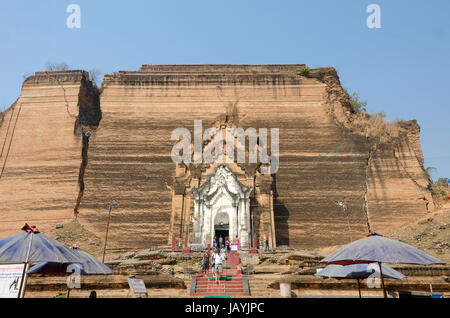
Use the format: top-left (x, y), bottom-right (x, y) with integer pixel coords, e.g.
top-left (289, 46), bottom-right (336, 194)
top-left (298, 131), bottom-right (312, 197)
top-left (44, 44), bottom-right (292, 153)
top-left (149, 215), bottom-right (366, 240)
top-left (213, 248), bottom-right (224, 283)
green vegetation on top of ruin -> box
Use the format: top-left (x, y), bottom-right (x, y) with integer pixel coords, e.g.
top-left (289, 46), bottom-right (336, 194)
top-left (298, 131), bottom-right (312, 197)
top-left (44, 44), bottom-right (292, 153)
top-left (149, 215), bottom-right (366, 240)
top-left (349, 92), bottom-right (367, 113)
top-left (298, 66), bottom-right (311, 75)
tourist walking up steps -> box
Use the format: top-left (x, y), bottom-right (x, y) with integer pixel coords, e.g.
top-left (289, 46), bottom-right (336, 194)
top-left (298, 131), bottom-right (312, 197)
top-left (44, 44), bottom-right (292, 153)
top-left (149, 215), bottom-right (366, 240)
top-left (235, 235), bottom-right (239, 251)
top-left (213, 248), bottom-right (224, 284)
top-left (202, 249), bottom-right (210, 273)
top-left (226, 238), bottom-right (230, 254)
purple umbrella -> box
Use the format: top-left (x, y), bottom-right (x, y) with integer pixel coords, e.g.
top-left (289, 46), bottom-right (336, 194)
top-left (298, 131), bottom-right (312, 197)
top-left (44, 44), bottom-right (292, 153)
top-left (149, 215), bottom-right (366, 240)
top-left (0, 230), bottom-right (84, 264)
top-left (321, 232), bottom-right (445, 298)
top-left (0, 224), bottom-right (85, 297)
top-left (321, 233), bottom-right (444, 265)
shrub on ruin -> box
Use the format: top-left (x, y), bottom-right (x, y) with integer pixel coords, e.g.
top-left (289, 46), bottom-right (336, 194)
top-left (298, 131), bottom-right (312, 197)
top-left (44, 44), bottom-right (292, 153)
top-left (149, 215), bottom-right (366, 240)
top-left (349, 92), bottom-right (367, 113)
top-left (298, 66), bottom-right (310, 75)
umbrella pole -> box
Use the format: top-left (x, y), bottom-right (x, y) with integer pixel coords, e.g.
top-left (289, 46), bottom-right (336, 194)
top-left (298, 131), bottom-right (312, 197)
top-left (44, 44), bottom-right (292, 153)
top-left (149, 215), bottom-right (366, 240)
top-left (357, 278), bottom-right (361, 298)
top-left (19, 263), bottom-right (30, 298)
top-left (18, 232), bottom-right (34, 298)
top-left (17, 262), bottom-right (27, 298)
top-left (378, 262), bottom-right (387, 298)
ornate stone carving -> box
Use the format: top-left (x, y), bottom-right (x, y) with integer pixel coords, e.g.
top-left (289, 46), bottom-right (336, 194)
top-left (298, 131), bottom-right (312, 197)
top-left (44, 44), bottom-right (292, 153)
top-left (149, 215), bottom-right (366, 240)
top-left (192, 165), bottom-right (253, 248)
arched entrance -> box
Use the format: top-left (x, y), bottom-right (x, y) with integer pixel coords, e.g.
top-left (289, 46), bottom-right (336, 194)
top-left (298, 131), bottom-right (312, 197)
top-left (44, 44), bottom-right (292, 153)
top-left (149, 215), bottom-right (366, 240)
top-left (214, 212), bottom-right (229, 243)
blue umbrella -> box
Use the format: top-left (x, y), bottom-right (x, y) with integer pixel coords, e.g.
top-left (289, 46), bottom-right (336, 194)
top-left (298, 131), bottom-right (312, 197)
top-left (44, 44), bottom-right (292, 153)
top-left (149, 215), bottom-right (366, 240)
top-left (321, 232), bottom-right (445, 298)
top-left (0, 224), bottom-right (85, 297)
top-left (321, 233), bottom-right (445, 266)
top-left (0, 232), bottom-right (84, 264)
top-left (27, 248), bottom-right (113, 275)
top-left (315, 263), bottom-right (406, 298)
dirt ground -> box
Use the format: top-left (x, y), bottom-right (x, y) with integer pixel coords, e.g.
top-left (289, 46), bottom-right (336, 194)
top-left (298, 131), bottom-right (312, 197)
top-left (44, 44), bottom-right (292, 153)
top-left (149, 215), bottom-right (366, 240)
top-left (384, 205), bottom-right (450, 263)
top-left (51, 220), bottom-right (104, 258)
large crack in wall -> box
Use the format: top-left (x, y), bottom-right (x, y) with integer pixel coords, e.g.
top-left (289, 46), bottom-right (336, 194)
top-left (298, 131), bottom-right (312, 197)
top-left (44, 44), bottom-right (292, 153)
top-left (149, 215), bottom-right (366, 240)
top-left (73, 74), bottom-right (102, 218)
top-left (74, 132), bottom-right (90, 218)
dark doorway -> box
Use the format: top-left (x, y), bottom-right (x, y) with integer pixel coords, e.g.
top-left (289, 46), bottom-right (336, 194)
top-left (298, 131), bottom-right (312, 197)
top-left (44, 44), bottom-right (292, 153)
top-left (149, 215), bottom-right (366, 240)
top-left (214, 225), bottom-right (229, 248)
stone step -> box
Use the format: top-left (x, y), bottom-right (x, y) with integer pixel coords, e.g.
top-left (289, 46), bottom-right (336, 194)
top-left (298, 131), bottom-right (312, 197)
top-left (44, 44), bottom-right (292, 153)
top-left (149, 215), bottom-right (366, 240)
top-left (195, 288), bottom-right (245, 292)
top-left (196, 284), bottom-right (243, 288)
top-left (192, 252), bottom-right (250, 297)
top-left (195, 291), bottom-right (246, 296)
top-left (192, 292), bottom-right (249, 297)
top-left (196, 276), bottom-right (243, 280)
top-left (196, 280), bottom-right (243, 284)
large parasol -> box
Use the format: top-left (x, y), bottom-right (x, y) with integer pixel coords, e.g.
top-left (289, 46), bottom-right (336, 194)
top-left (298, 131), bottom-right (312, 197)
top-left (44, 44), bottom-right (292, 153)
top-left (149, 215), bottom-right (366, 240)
top-left (321, 232), bottom-right (445, 297)
top-left (0, 224), bottom-right (86, 297)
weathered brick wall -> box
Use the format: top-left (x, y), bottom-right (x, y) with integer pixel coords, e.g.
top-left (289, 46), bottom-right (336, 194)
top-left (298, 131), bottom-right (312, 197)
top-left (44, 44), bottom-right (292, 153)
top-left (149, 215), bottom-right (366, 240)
top-left (0, 71), bottom-right (92, 236)
top-left (0, 65), bottom-right (433, 251)
top-left (77, 65), bottom-right (432, 249)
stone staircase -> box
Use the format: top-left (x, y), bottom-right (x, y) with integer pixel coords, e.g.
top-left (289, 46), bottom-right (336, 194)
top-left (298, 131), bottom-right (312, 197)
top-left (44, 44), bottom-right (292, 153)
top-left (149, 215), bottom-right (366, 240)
top-left (190, 251), bottom-right (250, 297)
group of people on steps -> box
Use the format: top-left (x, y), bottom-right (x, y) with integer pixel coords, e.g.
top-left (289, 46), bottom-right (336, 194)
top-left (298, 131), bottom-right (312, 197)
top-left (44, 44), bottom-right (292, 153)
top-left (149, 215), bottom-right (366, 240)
top-left (201, 247), bottom-right (226, 283)
top-left (201, 235), bottom-right (239, 283)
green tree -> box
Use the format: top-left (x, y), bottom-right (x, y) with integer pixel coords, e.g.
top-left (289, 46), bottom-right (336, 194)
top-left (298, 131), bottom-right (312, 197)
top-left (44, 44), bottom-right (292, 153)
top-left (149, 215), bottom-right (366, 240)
top-left (349, 92), bottom-right (367, 113)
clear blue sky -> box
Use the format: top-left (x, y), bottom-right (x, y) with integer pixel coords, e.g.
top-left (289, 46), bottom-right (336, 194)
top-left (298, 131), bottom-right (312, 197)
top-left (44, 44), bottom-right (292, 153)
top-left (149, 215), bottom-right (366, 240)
top-left (1, 0), bottom-right (449, 179)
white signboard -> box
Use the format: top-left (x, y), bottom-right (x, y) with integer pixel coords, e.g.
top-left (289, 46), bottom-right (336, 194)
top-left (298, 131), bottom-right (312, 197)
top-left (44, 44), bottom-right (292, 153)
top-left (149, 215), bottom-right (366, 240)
top-left (0, 264), bottom-right (25, 298)
top-left (128, 277), bottom-right (147, 294)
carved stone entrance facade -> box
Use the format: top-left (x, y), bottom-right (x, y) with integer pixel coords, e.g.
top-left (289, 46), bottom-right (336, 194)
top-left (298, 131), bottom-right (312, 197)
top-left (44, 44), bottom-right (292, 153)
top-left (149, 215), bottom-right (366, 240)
top-left (168, 119), bottom-right (277, 250)
top-left (192, 165), bottom-right (252, 248)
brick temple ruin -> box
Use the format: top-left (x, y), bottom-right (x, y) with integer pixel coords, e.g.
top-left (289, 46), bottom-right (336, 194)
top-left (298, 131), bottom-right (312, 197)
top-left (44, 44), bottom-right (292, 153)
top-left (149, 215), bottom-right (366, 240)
top-left (0, 65), bottom-right (435, 252)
